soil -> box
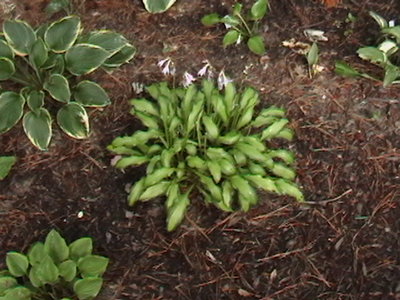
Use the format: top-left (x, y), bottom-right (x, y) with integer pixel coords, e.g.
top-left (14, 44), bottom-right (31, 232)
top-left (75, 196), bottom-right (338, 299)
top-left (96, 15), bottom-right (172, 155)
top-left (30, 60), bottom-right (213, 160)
top-left (1, 0), bottom-right (400, 299)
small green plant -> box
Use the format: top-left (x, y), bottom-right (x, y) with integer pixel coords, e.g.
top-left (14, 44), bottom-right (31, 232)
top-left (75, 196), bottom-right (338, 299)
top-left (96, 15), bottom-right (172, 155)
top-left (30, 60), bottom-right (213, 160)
top-left (0, 229), bottom-right (109, 300)
top-left (108, 80), bottom-right (303, 231)
top-left (306, 42), bottom-right (319, 78)
top-left (0, 16), bottom-right (135, 150)
top-left (142, 0), bottom-right (176, 13)
top-left (201, 0), bottom-right (269, 55)
top-left (0, 155), bottom-right (16, 180)
top-left (45, 0), bottom-right (72, 16)
top-left (335, 11), bottom-right (400, 87)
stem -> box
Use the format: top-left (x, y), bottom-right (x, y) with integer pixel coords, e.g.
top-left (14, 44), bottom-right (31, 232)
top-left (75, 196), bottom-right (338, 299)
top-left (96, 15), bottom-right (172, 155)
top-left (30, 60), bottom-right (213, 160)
top-left (236, 13), bottom-right (252, 35)
top-left (10, 75), bottom-right (32, 86)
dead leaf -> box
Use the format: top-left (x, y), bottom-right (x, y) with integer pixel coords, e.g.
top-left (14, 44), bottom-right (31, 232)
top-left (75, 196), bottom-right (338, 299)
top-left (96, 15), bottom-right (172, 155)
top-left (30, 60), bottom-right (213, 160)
top-left (321, 0), bottom-right (341, 8)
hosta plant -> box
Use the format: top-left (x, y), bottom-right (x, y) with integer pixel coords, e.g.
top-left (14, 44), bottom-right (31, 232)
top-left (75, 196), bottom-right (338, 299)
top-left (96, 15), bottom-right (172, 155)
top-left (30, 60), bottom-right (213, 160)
top-left (201, 0), bottom-right (269, 55)
top-left (108, 80), bottom-right (303, 231)
top-left (0, 16), bottom-right (135, 150)
top-left (0, 229), bottom-right (109, 300)
top-left (335, 11), bottom-right (400, 87)
top-left (0, 155), bottom-right (16, 180)
top-left (142, 0), bottom-right (176, 13)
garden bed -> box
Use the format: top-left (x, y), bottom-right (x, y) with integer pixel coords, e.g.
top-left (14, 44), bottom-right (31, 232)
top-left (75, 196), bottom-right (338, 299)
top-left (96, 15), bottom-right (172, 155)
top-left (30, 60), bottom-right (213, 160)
top-left (1, 0), bottom-right (400, 299)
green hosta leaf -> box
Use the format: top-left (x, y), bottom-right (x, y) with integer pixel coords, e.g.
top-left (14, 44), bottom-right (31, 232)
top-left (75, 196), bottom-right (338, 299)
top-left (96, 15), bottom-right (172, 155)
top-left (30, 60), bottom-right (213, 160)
top-left (29, 266), bottom-right (43, 288)
top-left (221, 15), bottom-right (240, 27)
top-left (36, 255), bottom-right (59, 284)
top-left (142, 0), bottom-right (177, 13)
top-left (29, 38), bottom-right (48, 69)
top-left (0, 276), bottom-right (17, 294)
top-left (167, 192), bottom-right (189, 232)
top-left (0, 57), bottom-right (14, 81)
top-left (383, 64), bottom-right (400, 87)
top-left (261, 118), bottom-right (289, 140)
top-left (65, 44), bottom-right (109, 75)
top-left (27, 91), bottom-right (45, 112)
top-left (369, 11), bottom-right (388, 29)
top-left (136, 111), bottom-right (159, 129)
top-left (382, 26), bottom-right (400, 41)
top-left (27, 242), bottom-right (45, 266)
top-left (139, 181), bottom-right (170, 201)
top-left (198, 174), bottom-right (223, 202)
top-left (247, 35), bottom-right (266, 55)
top-left (69, 238), bottom-right (93, 261)
top-left (230, 175), bottom-right (257, 203)
top-left (131, 98), bottom-right (159, 116)
top-left (115, 156), bottom-right (149, 168)
top-left (218, 159), bottom-right (236, 176)
top-left (23, 108), bottom-right (52, 150)
top-left (251, 0), bottom-right (269, 20)
top-left (268, 149), bottom-right (295, 165)
top-left (201, 13), bottom-right (220, 26)
top-left (44, 229), bottom-right (69, 262)
top-left (0, 41), bottom-right (14, 60)
top-left (275, 179), bottom-right (304, 202)
top-left (78, 255), bottom-right (109, 277)
top-left (45, 16), bottom-right (81, 52)
top-left (232, 3), bottom-right (243, 15)
top-left (270, 163), bottom-right (296, 180)
top-left (6, 252), bottom-right (28, 277)
top-left (334, 61), bottom-right (361, 77)
top-left (144, 167), bottom-right (174, 186)
top-left (307, 42), bottom-right (319, 66)
top-left (0, 156), bottom-right (16, 180)
top-left (357, 47), bottom-right (386, 64)
top-left (217, 131), bottom-right (241, 145)
top-left (73, 277), bottom-right (103, 300)
top-left (57, 103), bottom-right (89, 139)
top-left (223, 30), bottom-right (240, 47)
top-left (103, 43), bottom-right (136, 68)
top-left (86, 30), bottom-right (128, 55)
top-left (74, 81), bottom-right (110, 107)
top-left (110, 129), bottom-right (159, 147)
top-left (202, 115), bottom-right (219, 140)
top-left (45, 0), bottom-right (71, 15)
top-left (50, 54), bottom-right (65, 74)
top-left (35, 24), bottom-right (48, 39)
top-left (0, 92), bottom-right (25, 134)
top-left (59, 260), bottom-right (77, 282)
top-left (128, 178), bottom-right (145, 206)
top-left (235, 142), bottom-right (265, 161)
top-left (246, 174), bottom-right (279, 194)
top-left (44, 74), bottom-right (71, 103)
top-left (3, 286), bottom-right (31, 300)
top-left (3, 20), bottom-right (35, 56)
top-left (207, 161), bottom-right (221, 183)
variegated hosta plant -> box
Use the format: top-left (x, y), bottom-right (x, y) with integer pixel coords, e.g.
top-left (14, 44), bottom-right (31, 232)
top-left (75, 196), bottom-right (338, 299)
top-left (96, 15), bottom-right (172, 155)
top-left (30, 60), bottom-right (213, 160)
top-left (0, 16), bottom-right (135, 150)
top-left (0, 229), bottom-right (109, 300)
top-left (109, 80), bottom-right (303, 231)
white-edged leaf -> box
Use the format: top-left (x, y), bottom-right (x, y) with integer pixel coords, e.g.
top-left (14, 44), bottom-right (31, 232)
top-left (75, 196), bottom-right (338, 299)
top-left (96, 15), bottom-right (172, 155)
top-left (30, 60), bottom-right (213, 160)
top-left (23, 108), bottom-right (52, 150)
top-left (57, 102), bottom-right (89, 139)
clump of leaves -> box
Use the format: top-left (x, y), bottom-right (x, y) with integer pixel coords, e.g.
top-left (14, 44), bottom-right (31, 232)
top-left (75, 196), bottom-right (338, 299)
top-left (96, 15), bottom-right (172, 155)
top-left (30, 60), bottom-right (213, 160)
top-left (306, 42), bottom-right (319, 78)
top-left (0, 229), bottom-right (109, 300)
top-left (45, 0), bottom-right (72, 16)
top-left (142, 0), bottom-right (176, 13)
top-left (335, 11), bottom-right (400, 87)
top-left (201, 0), bottom-right (269, 55)
top-left (0, 155), bottom-right (16, 180)
top-left (0, 16), bottom-right (135, 150)
top-left (108, 80), bottom-right (303, 231)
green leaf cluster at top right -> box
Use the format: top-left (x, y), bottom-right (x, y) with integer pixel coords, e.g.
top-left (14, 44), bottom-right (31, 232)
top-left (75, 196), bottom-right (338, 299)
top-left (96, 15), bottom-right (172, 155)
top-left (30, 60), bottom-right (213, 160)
top-left (201, 0), bottom-right (269, 55)
top-left (336, 11), bottom-right (400, 87)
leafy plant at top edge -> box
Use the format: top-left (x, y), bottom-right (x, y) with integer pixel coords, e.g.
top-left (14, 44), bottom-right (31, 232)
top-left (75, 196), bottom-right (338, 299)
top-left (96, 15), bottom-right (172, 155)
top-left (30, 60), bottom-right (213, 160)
top-left (0, 16), bottom-right (135, 150)
top-left (45, 0), bottom-right (72, 16)
top-left (335, 11), bottom-right (400, 87)
top-left (201, 0), bottom-right (269, 55)
top-left (0, 229), bottom-right (109, 300)
top-left (0, 155), bottom-right (16, 180)
top-left (108, 79), bottom-right (304, 231)
top-left (142, 0), bottom-right (177, 13)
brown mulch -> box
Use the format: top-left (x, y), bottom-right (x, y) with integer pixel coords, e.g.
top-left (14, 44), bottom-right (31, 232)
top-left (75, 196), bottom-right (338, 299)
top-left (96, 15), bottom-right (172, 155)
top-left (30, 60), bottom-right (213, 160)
top-left (1, 0), bottom-right (400, 299)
